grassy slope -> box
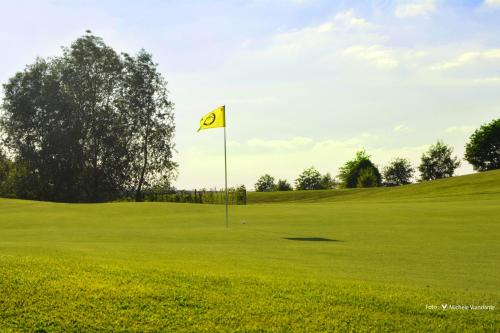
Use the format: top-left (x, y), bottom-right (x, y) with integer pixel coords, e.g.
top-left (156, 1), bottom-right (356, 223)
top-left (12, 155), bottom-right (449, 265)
top-left (0, 171), bottom-right (499, 332)
top-left (248, 169), bottom-right (500, 204)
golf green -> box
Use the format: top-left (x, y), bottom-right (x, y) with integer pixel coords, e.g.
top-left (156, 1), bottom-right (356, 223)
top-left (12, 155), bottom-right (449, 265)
top-left (1, 170), bottom-right (499, 331)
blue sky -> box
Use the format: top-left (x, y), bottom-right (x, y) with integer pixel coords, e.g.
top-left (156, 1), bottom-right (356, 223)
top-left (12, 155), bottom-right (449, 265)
top-left (1, 0), bottom-right (500, 189)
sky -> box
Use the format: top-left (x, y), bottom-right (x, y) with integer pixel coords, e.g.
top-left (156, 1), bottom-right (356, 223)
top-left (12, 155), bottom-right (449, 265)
top-left (1, 0), bottom-right (499, 190)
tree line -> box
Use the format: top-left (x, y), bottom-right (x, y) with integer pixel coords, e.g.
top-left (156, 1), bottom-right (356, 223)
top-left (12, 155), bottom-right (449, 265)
top-left (0, 32), bottom-right (176, 202)
top-left (138, 186), bottom-right (247, 205)
top-left (254, 118), bottom-right (500, 191)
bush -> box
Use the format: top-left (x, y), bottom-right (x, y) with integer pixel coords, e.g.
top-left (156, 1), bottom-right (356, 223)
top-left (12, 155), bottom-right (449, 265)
top-left (0, 152), bottom-right (10, 184)
top-left (357, 168), bottom-right (379, 188)
top-left (276, 179), bottom-right (293, 191)
top-left (0, 157), bottom-right (40, 199)
top-left (465, 118), bottom-right (500, 171)
top-left (383, 158), bottom-right (414, 186)
top-left (255, 174), bottom-right (276, 192)
top-left (0, 153), bottom-right (12, 197)
top-left (338, 150), bottom-right (381, 188)
top-left (320, 173), bottom-right (336, 189)
top-left (235, 185), bottom-right (247, 204)
top-left (419, 140), bottom-right (460, 181)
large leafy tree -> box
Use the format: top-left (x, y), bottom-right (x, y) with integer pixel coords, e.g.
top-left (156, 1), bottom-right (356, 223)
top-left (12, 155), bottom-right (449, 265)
top-left (254, 174), bottom-right (276, 192)
top-left (418, 140), bottom-right (460, 181)
top-left (121, 51), bottom-right (176, 201)
top-left (338, 150), bottom-right (381, 188)
top-left (2, 58), bottom-right (77, 201)
top-left (295, 167), bottom-right (323, 190)
top-left (383, 158), bottom-right (414, 186)
top-left (0, 32), bottom-right (176, 202)
top-left (465, 118), bottom-right (500, 171)
top-left (63, 33), bottom-right (128, 201)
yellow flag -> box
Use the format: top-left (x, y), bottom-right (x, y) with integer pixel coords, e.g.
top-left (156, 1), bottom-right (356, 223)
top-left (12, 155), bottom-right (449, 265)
top-left (198, 106), bottom-right (225, 131)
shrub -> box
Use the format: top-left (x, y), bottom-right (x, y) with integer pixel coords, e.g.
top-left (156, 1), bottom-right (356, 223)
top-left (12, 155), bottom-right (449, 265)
top-left (357, 168), bottom-right (379, 188)
top-left (235, 185), bottom-right (247, 204)
top-left (276, 179), bottom-right (293, 191)
top-left (320, 173), bottom-right (336, 189)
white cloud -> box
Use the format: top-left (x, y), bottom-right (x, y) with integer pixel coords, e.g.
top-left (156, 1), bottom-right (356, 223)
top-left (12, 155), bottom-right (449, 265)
top-left (445, 126), bottom-right (476, 134)
top-left (227, 140), bottom-right (241, 147)
top-left (245, 133), bottom-right (379, 152)
top-left (430, 49), bottom-right (500, 70)
top-left (484, 0), bottom-right (500, 8)
top-left (334, 10), bottom-right (374, 29)
top-left (233, 134), bottom-right (378, 152)
top-left (240, 11), bottom-right (387, 79)
top-left (343, 45), bottom-right (398, 69)
top-left (271, 10), bottom-right (372, 46)
top-left (312, 137), bottom-right (365, 150)
top-left (395, 0), bottom-right (436, 18)
top-left (483, 49), bottom-right (500, 58)
top-left (470, 77), bottom-right (500, 85)
top-left (249, 0), bottom-right (314, 7)
top-left (394, 124), bottom-right (413, 133)
top-left (430, 52), bottom-right (480, 70)
top-left (247, 137), bottom-right (314, 149)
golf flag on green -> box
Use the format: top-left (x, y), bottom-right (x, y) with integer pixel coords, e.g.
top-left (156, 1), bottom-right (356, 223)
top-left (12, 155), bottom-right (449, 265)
top-left (198, 106), bottom-right (225, 131)
top-left (198, 105), bottom-right (229, 228)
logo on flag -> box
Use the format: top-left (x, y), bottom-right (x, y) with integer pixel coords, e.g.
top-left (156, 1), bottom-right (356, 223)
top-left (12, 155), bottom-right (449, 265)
top-left (198, 106), bottom-right (225, 131)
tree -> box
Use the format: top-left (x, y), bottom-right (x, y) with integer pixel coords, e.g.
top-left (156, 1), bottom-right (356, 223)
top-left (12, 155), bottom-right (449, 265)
top-left (465, 118), bottom-right (500, 171)
top-left (295, 167), bottom-right (322, 190)
top-left (254, 174), bottom-right (276, 192)
top-left (4, 58), bottom-right (96, 201)
top-left (276, 179), bottom-right (293, 191)
top-left (419, 140), bottom-right (460, 181)
top-left (383, 158), bottom-right (414, 186)
top-left (0, 32), bottom-right (176, 202)
top-left (62, 32), bottom-right (128, 202)
top-left (338, 150), bottom-right (381, 188)
top-left (121, 51), bottom-right (176, 201)
top-left (0, 151), bottom-right (12, 196)
top-left (320, 172), bottom-right (336, 189)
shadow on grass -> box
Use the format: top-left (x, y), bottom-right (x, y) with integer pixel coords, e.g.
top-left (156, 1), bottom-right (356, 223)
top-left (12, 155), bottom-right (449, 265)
top-left (283, 237), bottom-right (341, 242)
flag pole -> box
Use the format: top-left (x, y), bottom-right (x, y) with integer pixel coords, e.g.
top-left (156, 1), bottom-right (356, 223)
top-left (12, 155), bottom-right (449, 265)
top-left (223, 106), bottom-right (228, 228)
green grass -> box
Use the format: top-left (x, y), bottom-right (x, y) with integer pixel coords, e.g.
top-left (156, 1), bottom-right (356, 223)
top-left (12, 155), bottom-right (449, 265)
top-left (247, 169), bottom-right (500, 203)
top-left (1, 171), bottom-right (499, 332)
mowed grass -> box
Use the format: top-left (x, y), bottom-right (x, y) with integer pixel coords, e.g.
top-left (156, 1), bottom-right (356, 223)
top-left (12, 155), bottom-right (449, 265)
top-left (1, 171), bottom-right (499, 332)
